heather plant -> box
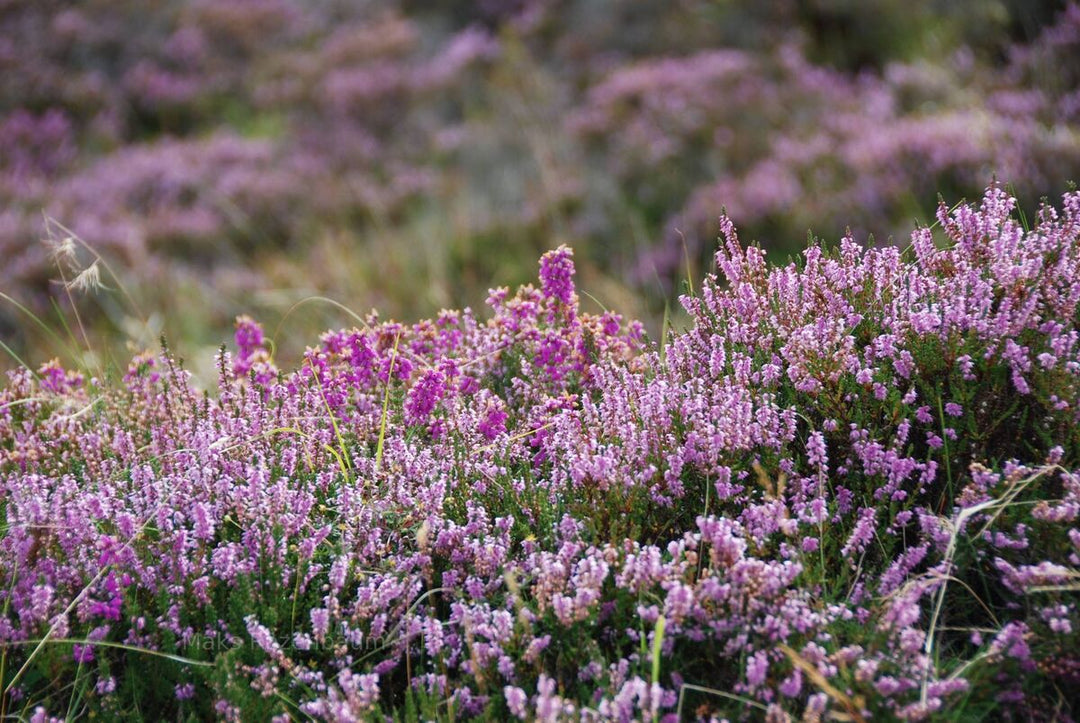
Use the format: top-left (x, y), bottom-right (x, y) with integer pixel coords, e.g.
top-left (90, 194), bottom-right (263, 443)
top-left (1, 186), bottom-right (1078, 720)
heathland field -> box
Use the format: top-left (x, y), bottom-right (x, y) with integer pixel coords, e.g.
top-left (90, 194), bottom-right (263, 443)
top-left (2, 2), bottom-right (1080, 721)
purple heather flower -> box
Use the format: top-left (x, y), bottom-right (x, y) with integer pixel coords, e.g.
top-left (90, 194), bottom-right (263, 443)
top-left (746, 650), bottom-right (769, 690)
top-left (245, 616), bottom-right (283, 659)
top-left (311, 608), bottom-right (331, 642)
top-left (234, 315), bottom-right (264, 356)
top-left (807, 430), bottom-right (828, 470)
top-left (404, 366), bottom-right (448, 426)
top-left (505, 686), bottom-right (528, 719)
top-left (841, 508), bottom-right (877, 561)
top-left (778, 669), bottom-right (802, 697)
top-left (538, 245), bottom-right (577, 307)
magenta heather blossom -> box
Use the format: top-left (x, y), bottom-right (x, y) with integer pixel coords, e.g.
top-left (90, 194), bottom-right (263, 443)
top-left (234, 315), bottom-right (264, 356)
top-left (232, 314), bottom-right (277, 382)
top-left (404, 365), bottom-right (448, 426)
top-left (538, 245), bottom-right (577, 307)
top-left (477, 394), bottom-right (509, 440)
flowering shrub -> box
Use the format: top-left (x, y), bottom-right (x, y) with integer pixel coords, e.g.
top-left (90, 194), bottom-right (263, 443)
top-left (1, 185), bottom-right (1079, 720)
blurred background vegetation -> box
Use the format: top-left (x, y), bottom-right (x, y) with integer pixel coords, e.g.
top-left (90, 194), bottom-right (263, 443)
top-left (1, 0), bottom-right (1078, 381)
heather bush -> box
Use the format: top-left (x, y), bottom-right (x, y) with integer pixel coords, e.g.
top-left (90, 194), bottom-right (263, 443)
top-left (1, 185), bottom-right (1078, 720)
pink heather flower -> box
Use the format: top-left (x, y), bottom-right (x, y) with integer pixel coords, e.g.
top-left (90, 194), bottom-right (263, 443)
top-left (478, 399), bottom-right (509, 440)
top-left (538, 245), bottom-right (576, 306)
top-left (991, 622), bottom-right (1033, 663)
top-left (232, 315), bottom-right (277, 380)
top-left (329, 556), bottom-right (349, 593)
top-left (1038, 352), bottom-right (1057, 369)
top-left (523, 635), bottom-right (551, 664)
top-left (893, 351), bottom-right (915, 379)
top-left (535, 675), bottom-right (569, 722)
top-left (38, 360), bottom-right (70, 394)
top-left (175, 683), bottom-right (195, 700)
top-left (234, 315), bottom-right (264, 357)
top-left (956, 354), bottom-right (976, 379)
top-left (779, 669), bottom-right (802, 697)
top-left (945, 402), bottom-right (963, 417)
top-left (927, 679), bottom-right (970, 699)
top-left (404, 367), bottom-right (447, 426)
top-left (343, 671), bottom-right (380, 711)
top-left (29, 585), bottom-right (54, 623)
top-left (600, 312), bottom-right (621, 335)
top-left (245, 616), bottom-right (283, 658)
top-left (37, 359), bottom-right (84, 395)
top-left (874, 676), bottom-right (904, 696)
top-left (29, 708), bottom-right (56, 723)
top-left (806, 694), bottom-right (828, 718)
top-left (664, 582), bottom-right (695, 623)
top-left (505, 686), bottom-right (529, 719)
top-left (191, 502), bottom-right (215, 541)
top-left (841, 508), bottom-right (877, 560)
top-left (854, 659), bottom-right (879, 683)
top-left (311, 608), bottom-right (331, 641)
top-left (807, 430), bottom-right (828, 470)
top-left (746, 650), bottom-right (769, 690)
